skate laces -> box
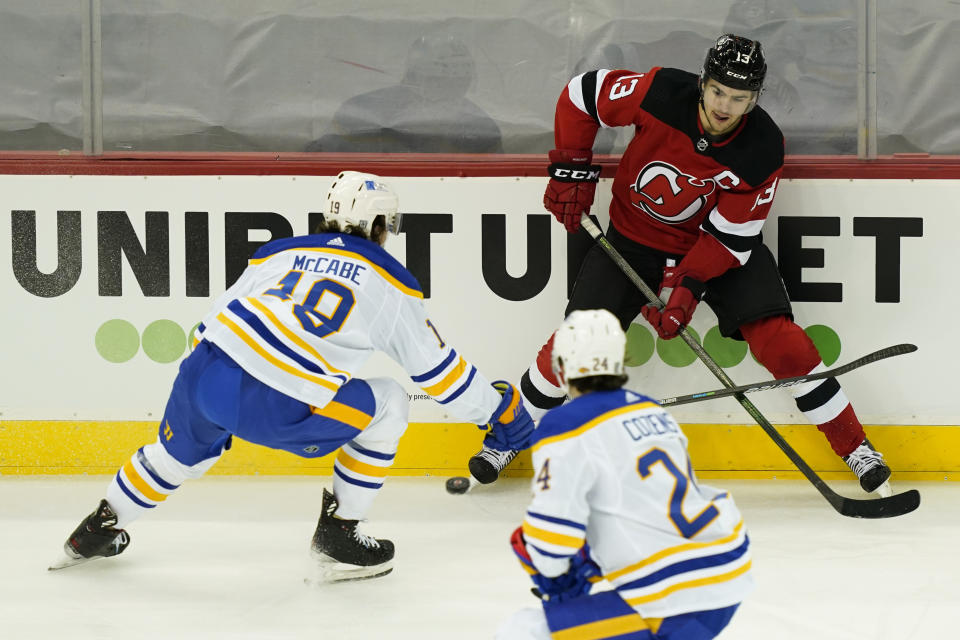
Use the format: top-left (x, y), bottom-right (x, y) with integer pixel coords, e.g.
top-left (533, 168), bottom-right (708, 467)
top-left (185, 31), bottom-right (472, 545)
top-left (351, 525), bottom-right (381, 550)
top-left (94, 502), bottom-right (119, 530)
top-left (476, 446), bottom-right (517, 471)
top-left (845, 442), bottom-right (885, 476)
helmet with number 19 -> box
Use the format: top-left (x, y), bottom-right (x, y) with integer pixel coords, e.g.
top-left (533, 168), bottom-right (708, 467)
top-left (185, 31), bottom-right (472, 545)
top-left (325, 171), bottom-right (403, 238)
top-left (551, 309), bottom-right (628, 393)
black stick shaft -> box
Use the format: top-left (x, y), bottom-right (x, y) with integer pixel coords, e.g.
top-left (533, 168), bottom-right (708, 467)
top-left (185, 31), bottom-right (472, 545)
top-left (659, 344), bottom-right (916, 406)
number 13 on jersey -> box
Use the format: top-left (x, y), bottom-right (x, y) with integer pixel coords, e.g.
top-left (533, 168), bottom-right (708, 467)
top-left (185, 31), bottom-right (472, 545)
top-left (609, 74), bottom-right (645, 100)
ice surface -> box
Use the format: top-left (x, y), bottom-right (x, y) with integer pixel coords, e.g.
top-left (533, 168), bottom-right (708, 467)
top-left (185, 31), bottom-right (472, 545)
top-left (0, 476), bottom-right (954, 639)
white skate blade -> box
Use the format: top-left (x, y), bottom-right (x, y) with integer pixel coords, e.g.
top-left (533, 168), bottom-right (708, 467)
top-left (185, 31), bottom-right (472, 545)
top-left (48, 551), bottom-right (93, 571)
top-left (872, 481), bottom-right (893, 498)
top-left (305, 551), bottom-right (393, 584)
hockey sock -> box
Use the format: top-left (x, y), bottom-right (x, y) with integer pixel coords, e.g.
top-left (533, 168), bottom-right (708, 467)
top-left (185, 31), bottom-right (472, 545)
top-left (332, 442), bottom-right (395, 520)
top-left (330, 378), bottom-right (406, 521)
top-left (519, 333), bottom-right (566, 422)
top-left (810, 403), bottom-right (864, 457)
top-left (741, 316), bottom-right (865, 456)
top-left (105, 440), bottom-right (218, 528)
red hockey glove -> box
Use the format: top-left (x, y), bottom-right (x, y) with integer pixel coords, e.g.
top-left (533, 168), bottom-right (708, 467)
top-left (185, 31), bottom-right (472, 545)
top-left (640, 267), bottom-right (707, 340)
top-left (543, 149), bottom-right (601, 233)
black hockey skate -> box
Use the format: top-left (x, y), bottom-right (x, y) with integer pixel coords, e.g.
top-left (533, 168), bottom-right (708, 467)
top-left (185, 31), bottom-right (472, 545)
top-left (843, 439), bottom-right (892, 497)
top-left (468, 446), bottom-right (518, 484)
top-left (49, 499), bottom-right (130, 571)
top-left (308, 489), bottom-right (394, 583)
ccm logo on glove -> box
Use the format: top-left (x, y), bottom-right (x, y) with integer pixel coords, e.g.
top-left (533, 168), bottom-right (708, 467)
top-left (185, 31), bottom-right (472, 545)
top-left (549, 166), bottom-right (601, 182)
top-left (544, 149), bottom-right (602, 233)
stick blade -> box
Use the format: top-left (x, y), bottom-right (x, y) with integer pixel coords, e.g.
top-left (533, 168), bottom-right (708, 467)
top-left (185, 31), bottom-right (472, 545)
top-left (892, 343), bottom-right (918, 355)
top-left (833, 488), bottom-right (921, 519)
top-left (867, 343), bottom-right (917, 363)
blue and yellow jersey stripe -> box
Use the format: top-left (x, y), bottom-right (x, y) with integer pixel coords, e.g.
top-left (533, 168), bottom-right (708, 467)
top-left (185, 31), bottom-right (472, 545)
top-left (192, 322), bottom-right (205, 349)
top-left (522, 510), bottom-right (587, 557)
top-left (609, 524), bottom-right (752, 608)
top-left (623, 559), bottom-right (752, 608)
top-left (215, 311), bottom-right (341, 391)
top-left (216, 297), bottom-right (348, 391)
top-left (551, 613), bottom-right (654, 640)
top-left (605, 520), bottom-right (747, 583)
top-left (310, 400), bottom-right (374, 431)
top-left (544, 589), bottom-right (662, 640)
top-left (532, 399), bottom-right (660, 453)
top-left (410, 349), bottom-right (479, 405)
top-left (245, 297), bottom-right (348, 377)
top-left (421, 356), bottom-right (468, 396)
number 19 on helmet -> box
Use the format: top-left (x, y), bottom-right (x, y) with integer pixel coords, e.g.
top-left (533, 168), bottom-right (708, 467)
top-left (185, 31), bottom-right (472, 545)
top-left (325, 171), bottom-right (403, 236)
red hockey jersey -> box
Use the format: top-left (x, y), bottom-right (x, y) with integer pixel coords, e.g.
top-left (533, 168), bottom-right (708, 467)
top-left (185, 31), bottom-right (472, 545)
top-left (555, 67), bottom-right (784, 267)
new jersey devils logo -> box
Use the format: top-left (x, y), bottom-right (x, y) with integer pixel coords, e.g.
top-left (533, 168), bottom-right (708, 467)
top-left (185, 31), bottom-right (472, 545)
top-left (628, 162), bottom-right (717, 224)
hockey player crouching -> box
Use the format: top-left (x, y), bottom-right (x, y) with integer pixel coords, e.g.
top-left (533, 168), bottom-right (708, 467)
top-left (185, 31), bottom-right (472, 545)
top-left (50, 171), bottom-right (534, 582)
top-left (497, 310), bottom-right (752, 640)
top-left (494, 33), bottom-right (893, 498)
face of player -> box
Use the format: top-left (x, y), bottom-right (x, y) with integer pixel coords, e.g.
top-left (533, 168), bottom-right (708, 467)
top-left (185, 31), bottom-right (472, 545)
top-left (699, 78), bottom-right (757, 136)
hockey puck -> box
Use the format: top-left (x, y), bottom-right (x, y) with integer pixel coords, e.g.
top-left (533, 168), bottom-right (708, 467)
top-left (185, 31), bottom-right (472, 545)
top-left (445, 476), bottom-right (471, 495)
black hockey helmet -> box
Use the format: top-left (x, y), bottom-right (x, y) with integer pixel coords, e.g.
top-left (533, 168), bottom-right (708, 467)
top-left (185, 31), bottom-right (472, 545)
top-left (701, 34), bottom-right (766, 92)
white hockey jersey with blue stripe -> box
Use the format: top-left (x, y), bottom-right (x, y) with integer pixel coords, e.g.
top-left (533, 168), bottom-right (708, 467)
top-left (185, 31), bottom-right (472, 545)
top-left (523, 389), bottom-right (754, 619)
top-left (196, 233), bottom-right (502, 423)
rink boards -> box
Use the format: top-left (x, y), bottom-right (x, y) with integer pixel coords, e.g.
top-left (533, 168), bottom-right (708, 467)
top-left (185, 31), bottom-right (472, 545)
top-left (1, 171), bottom-right (957, 476)
top-left (2, 420), bottom-right (958, 480)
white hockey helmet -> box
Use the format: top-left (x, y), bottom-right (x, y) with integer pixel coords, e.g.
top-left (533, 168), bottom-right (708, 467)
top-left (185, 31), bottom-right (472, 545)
top-left (552, 309), bottom-right (627, 391)
top-left (325, 171), bottom-right (402, 235)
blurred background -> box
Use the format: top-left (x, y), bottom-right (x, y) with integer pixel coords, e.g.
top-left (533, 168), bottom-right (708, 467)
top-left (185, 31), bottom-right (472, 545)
top-left (1, 0), bottom-right (956, 157)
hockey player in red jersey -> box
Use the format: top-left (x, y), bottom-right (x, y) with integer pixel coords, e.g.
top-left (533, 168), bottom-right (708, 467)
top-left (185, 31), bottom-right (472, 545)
top-left (470, 34), bottom-right (893, 497)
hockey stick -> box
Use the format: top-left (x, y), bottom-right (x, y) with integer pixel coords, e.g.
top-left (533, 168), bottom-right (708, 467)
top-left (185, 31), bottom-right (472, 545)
top-left (580, 216), bottom-right (920, 519)
top-left (446, 343), bottom-right (913, 496)
top-left (659, 343), bottom-right (916, 407)
top-left (444, 349), bottom-right (916, 495)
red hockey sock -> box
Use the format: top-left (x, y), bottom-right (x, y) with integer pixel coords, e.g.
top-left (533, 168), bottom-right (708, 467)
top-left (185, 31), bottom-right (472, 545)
top-left (741, 316), bottom-right (864, 456)
top-left (816, 404), bottom-right (866, 457)
top-left (535, 333), bottom-right (560, 389)
top-left (740, 316), bottom-right (820, 379)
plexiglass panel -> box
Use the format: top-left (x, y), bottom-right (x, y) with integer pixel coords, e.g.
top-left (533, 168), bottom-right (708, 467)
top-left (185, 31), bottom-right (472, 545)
top-left (0, 1), bottom-right (954, 155)
top-left (0, 2), bottom-right (84, 151)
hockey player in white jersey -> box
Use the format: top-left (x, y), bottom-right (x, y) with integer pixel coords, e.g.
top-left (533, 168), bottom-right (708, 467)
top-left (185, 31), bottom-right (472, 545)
top-left (51, 171), bottom-right (534, 582)
top-left (497, 310), bottom-right (752, 640)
